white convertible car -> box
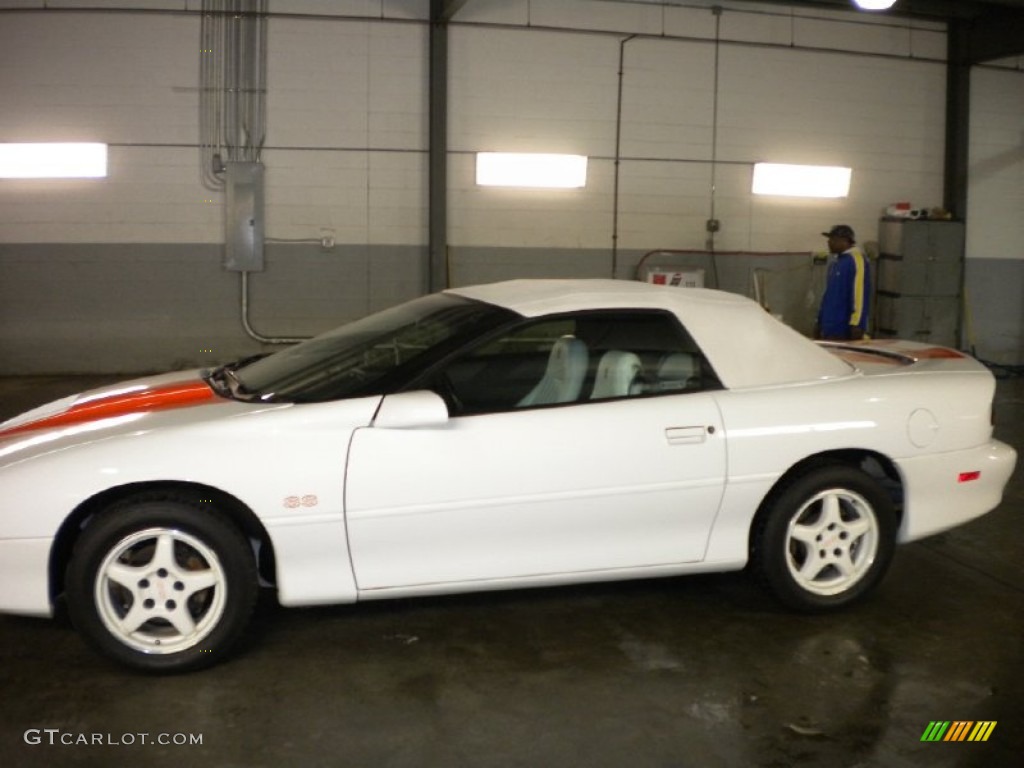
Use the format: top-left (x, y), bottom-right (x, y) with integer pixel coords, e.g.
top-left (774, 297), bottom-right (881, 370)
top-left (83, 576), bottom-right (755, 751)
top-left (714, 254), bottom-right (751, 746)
top-left (0, 280), bottom-right (1016, 671)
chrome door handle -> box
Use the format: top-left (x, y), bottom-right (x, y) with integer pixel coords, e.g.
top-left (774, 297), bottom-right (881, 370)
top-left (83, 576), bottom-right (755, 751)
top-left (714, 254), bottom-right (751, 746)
top-left (665, 426), bottom-right (708, 445)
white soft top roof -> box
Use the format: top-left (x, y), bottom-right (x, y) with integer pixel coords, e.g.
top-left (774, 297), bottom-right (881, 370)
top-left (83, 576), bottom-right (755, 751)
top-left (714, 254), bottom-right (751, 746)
top-left (449, 279), bottom-right (852, 389)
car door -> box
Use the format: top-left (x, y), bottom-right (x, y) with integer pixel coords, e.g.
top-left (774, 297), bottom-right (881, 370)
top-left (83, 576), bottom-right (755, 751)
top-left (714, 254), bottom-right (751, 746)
top-left (344, 310), bottom-right (727, 591)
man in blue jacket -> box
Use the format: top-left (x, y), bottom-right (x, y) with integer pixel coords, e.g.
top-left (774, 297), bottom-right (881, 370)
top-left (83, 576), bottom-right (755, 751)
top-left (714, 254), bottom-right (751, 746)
top-left (816, 224), bottom-right (870, 340)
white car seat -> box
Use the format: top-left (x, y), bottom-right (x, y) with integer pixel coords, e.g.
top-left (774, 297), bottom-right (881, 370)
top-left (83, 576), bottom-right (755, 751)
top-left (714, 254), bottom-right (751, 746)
top-left (517, 336), bottom-right (589, 407)
top-left (590, 350), bottom-right (643, 399)
top-left (655, 352), bottom-right (698, 391)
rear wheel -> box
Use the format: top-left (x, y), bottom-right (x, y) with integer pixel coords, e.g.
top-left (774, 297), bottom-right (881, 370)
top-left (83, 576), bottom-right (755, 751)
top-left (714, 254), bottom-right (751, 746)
top-left (66, 496), bottom-right (258, 672)
top-left (752, 464), bottom-right (897, 611)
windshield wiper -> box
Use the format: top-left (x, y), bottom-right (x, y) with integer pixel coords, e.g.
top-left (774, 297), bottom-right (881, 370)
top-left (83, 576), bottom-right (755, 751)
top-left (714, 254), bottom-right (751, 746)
top-left (202, 365), bottom-right (233, 399)
top-left (203, 360), bottom-right (261, 402)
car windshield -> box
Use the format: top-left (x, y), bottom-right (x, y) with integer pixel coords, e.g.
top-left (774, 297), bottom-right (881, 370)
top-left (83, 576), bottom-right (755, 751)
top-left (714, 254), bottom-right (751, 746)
top-left (234, 293), bottom-right (516, 403)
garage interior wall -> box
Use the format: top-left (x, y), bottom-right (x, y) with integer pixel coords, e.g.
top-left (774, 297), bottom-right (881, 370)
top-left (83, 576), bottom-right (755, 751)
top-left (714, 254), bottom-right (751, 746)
top-left (0, 0), bottom-right (1020, 374)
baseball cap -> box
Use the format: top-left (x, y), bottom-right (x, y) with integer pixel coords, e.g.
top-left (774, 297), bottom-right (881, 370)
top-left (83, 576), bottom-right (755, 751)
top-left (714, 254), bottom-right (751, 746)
top-left (822, 224), bottom-right (856, 242)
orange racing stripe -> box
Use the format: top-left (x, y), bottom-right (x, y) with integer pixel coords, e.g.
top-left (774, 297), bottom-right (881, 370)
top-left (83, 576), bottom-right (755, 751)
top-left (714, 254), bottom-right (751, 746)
top-left (0, 380), bottom-right (217, 439)
top-left (911, 347), bottom-right (965, 360)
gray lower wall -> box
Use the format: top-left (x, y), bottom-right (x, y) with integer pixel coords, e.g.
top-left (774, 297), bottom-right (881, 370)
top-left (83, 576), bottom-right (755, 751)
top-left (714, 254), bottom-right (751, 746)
top-left (0, 243), bottom-right (428, 374)
top-left (964, 259), bottom-right (1024, 366)
top-left (1, 244), bottom-right (1019, 374)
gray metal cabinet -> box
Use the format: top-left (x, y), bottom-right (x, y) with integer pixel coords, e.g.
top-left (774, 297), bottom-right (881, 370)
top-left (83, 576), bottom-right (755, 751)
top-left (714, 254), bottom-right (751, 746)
top-left (875, 219), bottom-right (964, 346)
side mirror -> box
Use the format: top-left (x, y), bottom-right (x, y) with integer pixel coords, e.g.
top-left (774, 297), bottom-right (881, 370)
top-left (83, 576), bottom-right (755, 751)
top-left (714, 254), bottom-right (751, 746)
top-left (373, 390), bottom-right (450, 429)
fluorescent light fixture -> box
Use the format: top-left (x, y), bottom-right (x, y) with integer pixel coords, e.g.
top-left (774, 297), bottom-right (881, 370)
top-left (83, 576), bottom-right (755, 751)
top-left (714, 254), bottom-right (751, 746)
top-left (752, 163), bottom-right (851, 198)
top-left (476, 153), bottom-right (587, 189)
top-left (854, 0), bottom-right (897, 10)
top-left (0, 143), bottom-right (108, 179)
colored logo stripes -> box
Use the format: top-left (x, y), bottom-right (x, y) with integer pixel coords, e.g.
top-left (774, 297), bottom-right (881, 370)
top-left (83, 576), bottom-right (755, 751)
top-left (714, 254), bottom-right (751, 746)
top-left (920, 721), bottom-right (997, 742)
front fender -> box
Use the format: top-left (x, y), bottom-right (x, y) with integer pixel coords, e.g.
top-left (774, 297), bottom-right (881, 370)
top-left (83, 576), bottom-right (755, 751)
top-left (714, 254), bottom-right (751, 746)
top-left (0, 395), bottom-right (382, 615)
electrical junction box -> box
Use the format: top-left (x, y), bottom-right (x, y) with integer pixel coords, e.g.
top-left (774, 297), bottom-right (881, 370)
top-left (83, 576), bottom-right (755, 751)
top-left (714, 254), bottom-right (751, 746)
top-left (224, 161), bottom-right (265, 272)
top-left (645, 268), bottom-right (705, 288)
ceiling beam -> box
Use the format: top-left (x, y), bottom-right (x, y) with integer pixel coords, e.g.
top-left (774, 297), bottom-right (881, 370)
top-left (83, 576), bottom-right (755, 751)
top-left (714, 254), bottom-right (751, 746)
top-left (965, 10), bottom-right (1024, 62)
top-left (432, 0), bottom-right (470, 22)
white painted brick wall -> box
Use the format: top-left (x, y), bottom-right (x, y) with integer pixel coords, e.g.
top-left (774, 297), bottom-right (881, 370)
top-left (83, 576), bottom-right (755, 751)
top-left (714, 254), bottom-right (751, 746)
top-left (449, 27), bottom-right (619, 154)
top-left (448, 14), bottom-right (949, 253)
top-left (0, 13), bottom-right (197, 145)
top-left (530, 0), bottom-right (667, 34)
top-left (0, 0), bottom-right (1020, 261)
top-left (1, 0), bottom-right (1022, 372)
top-left (619, 39), bottom-right (716, 160)
top-left (0, 147), bottom-right (221, 242)
top-left (266, 0), bottom-right (428, 21)
top-left (369, 24), bottom-right (428, 150)
top-left (267, 18), bottom-right (372, 148)
top-left (967, 67), bottom-right (1024, 261)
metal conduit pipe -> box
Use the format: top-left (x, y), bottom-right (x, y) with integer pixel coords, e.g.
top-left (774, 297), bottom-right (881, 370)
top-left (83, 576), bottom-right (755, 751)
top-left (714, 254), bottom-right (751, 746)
top-left (610, 34), bottom-right (634, 280)
top-left (200, 0), bottom-right (268, 174)
top-left (240, 272), bottom-right (308, 345)
top-left (611, 8), bottom-right (731, 285)
top-left (197, 2), bottom-right (293, 345)
top-left (706, 6), bottom-right (722, 289)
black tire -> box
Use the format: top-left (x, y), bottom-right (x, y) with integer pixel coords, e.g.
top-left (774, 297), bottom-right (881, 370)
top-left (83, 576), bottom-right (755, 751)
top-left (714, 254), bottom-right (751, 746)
top-left (66, 496), bottom-right (258, 672)
top-left (751, 464), bottom-right (897, 611)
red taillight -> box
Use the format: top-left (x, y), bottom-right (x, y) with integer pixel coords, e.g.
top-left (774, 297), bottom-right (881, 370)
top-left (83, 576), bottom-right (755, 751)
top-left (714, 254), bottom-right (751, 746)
top-left (958, 471), bottom-right (981, 483)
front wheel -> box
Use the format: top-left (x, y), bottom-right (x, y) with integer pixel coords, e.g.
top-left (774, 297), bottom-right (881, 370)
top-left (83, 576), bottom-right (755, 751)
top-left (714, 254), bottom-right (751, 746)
top-left (66, 497), bottom-right (258, 672)
top-left (752, 464), bottom-right (897, 611)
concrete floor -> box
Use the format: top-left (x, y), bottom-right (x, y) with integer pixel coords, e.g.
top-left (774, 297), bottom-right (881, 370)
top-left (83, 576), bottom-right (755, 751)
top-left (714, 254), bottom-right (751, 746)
top-left (0, 374), bottom-right (1021, 768)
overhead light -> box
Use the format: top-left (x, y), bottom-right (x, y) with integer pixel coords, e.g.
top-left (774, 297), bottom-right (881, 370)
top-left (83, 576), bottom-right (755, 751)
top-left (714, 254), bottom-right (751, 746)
top-left (853, 0), bottom-right (897, 10)
top-left (0, 143), bottom-right (108, 179)
top-left (752, 163), bottom-right (852, 198)
top-left (476, 153), bottom-right (588, 189)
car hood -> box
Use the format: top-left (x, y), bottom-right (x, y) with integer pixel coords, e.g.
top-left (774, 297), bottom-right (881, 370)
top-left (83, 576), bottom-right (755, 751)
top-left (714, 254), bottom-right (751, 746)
top-left (0, 370), bottom-right (278, 471)
top-left (0, 371), bottom-right (219, 439)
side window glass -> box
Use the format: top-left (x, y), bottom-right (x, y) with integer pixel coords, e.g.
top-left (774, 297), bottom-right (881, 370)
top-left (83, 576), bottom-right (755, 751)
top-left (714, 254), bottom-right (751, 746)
top-left (437, 311), bottom-right (720, 415)
top-left (579, 312), bottom-right (720, 400)
top-left (439, 318), bottom-right (580, 414)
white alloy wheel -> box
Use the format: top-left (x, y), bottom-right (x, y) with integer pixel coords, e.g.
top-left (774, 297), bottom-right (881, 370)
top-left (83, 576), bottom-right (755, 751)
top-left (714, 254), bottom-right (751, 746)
top-left (94, 527), bottom-right (228, 655)
top-left (752, 464), bottom-right (897, 611)
top-left (66, 496), bottom-right (258, 672)
top-left (784, 488), bottom-right (879, 597)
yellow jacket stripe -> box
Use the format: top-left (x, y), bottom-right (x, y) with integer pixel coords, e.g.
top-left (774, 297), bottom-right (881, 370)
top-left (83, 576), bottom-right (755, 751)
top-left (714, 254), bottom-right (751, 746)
top-left (849, 247), bottom-right (867, 327)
